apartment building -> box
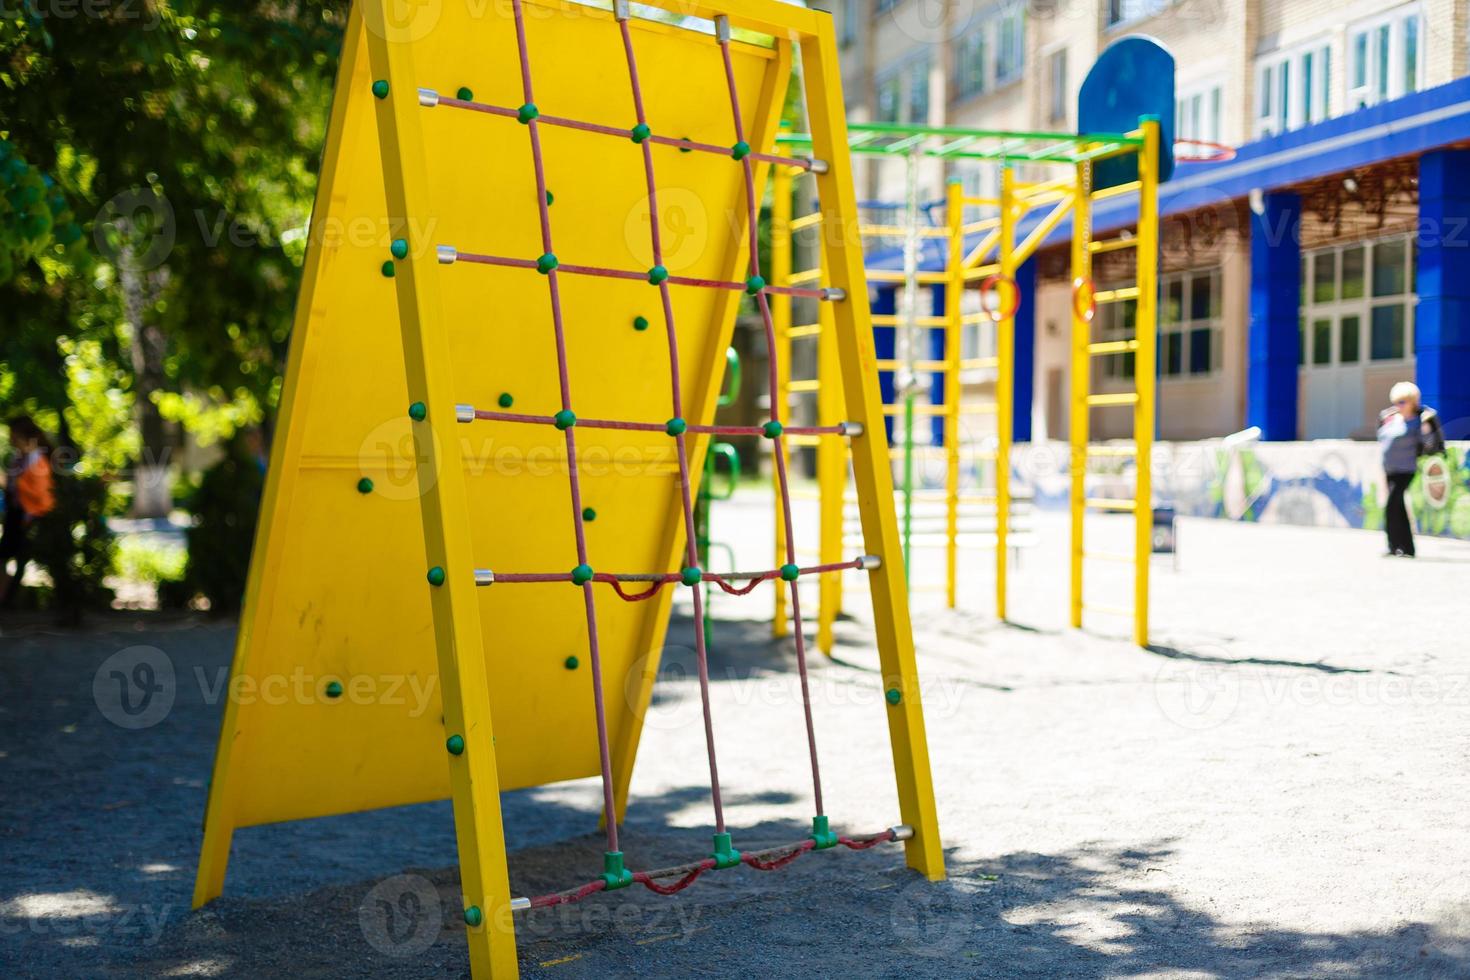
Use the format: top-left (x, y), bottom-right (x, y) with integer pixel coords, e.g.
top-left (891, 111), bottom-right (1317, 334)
top-left (825, 0), bottom-right (1470, 442)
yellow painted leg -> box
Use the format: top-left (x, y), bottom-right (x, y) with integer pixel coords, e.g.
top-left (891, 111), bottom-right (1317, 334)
top-left (1069, 161), bottom-right (1093, 631)
top-left (942, 180), bottom-right (962, 611)
top-left (815, 256), bottom-right (845, 655)
top-left (1133, 118), bottom-right (1160, 648)
top-left (996, 168), bottom-right (1016, 622)
top-left (800, 27), bottom-right (944, 881)
top-left (771, 166), bottom-right (793, 639)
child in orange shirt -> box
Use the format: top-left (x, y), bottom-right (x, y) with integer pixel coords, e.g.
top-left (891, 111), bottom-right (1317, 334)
top-left (1, 416), bottom-right (55, 606)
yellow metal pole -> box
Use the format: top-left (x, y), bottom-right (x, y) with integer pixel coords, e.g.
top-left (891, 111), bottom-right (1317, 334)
top-left (815, 207), bottom-right (845, 653)
top-left (1069, 159), bottom-right (1093, 630)
top-left (943, 179), bottom-right (963, 610)
top-left (996, 167), bottom-right (1015, 621)
top-left (362, 5), bottom-right (515, 974)
top-left (1134, 118), bottom-right (1160, 648)
top-left (800, 26), bottom-right (945, 881)
top-left (772, 165), bottom-right (793, 639)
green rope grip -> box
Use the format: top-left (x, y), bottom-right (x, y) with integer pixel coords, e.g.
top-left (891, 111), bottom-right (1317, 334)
top-left (536, 252), bottom-right (558, 274)
top-left (731, 140), bottom-right (751, 160)
top-left (647, 265), bottom-right (668, 285)
top-left (371, 80), bottom-right (389, 99)
top-left (745, 275), bottom-right (765, 295)
top-left (885, 687), bottom-right (902, 705)
top-left (665, 417), bottom-right (687, 436)
top-left (554, 409), bottom-right (576, 430)
top-left (356, 477), bottom-right (374, 495)
top-left (630, 123), bottom-right (651, 143)
top-left (408, 401), bottom-right (427, 421)
top-left (582, 507), bottom-right (597, 521)
top-left (564, 655), bottom-right (579, 670)
top-left (427, 566), bottom-right (446, 587)
top-left (810, 815), bottom-right (839, 850)
top-left (762, 420), bottom-right (783, 439)
top-left (780, 563), bottom-right (800, 582)
top-left (680, 566), bottom-right (702, 587)
top-left (380, 260), bottom-right (395, 278)
top-left (324, 680), bottom-right (343, 699)
top-left (390, 238), bottom-right (408, 260)
top-left (463, 905), bottom-right (482, 927)
top-left (633, 315), bottom-right (650, 331)
top-left (710, 832), bottom-right (742, 869)
top-left (498, 392), bottom-right (514, 408)
top-left (571, 563), bottom-right (594, 585)
top-left (602, 851), bottom-right (634, 890)
top-left (456, 86), bottom-right (474, 101)
top-left (517, 103), bottom-right (538, 124)
top-left (446, 734), bottom-right (465, 755)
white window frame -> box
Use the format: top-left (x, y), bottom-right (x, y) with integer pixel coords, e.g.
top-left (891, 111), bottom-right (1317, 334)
top-left (1175, 75), bottom-right (1224, 144)
top-left (1301, 235), bottom-right (1417, 367)
top-left (1256, 38), bottom-right (1331, 138)
top-left (994, 5), bottom-right (1025, 85)
top-left (1045, 44), bottom-right (1069, 125)
top-left (1106, 0), bottom-right (1172, 29)
top-left (1348, 3), bottom-right (1424, 111)
top-left (1159, 268), bottom-right (1224, 380)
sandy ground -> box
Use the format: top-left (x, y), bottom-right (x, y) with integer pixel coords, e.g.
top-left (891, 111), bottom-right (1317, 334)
top-left (3, 505), bottom-right (1470, 978)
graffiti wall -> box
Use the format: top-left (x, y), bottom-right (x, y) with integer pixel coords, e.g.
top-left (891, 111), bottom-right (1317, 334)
top-left (1005, 440), bottom-right (1470, 541)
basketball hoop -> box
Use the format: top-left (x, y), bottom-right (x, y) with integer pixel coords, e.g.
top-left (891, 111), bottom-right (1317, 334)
top-left (1173, 138), bottom-right (1236, 164)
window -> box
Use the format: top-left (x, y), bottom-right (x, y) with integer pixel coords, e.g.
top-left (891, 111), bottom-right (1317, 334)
top-left (907, 56), bottom-right (930, 124)
top-left (1047, 47), bottom-right (1068, 124)
top-left (1302, 236), bottom-right (1415, 365)
top-left (838, 0), bottom-right (856, 48)
top-left (1349, 4), bottom-right (1424, 110)
top-left (1107, 0), bottom-right (1170, 27)
top-left (1098, 286), bottom-right (1136, 381)
top-left (1176, 78), bottom-right (1224, 144)
top-left (1256, 41), bottom-right (1330, 137)
top-left (1159, 268), bottom-right (1222, 378)
top-left (877, 72), bottom-right (901, 123)
top-left (953, 6), bottom-right (1024, 101)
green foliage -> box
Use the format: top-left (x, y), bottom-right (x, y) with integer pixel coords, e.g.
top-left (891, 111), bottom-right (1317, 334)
top-left (24, 470), bottom-right (118, 622)
top-left (168, 438), bottom-right (264, 614)
top-left (0, 139), bottom-right (86, 279)
top-left (114, 534), bottom-right (187, 587)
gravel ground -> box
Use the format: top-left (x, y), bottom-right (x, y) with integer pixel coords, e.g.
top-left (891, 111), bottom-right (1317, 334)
top-left (3, 506), bottom-right (1469, 978)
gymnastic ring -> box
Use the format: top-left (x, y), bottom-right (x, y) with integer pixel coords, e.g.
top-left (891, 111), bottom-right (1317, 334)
top-left (1072, 276), bottom-right (1097, 324)
top-left (977, 274), bottom-right (1020, 322)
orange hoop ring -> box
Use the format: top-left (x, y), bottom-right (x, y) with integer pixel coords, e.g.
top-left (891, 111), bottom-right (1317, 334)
top-left (1072, 276), bottom-right (1097, 323)
top-left (977, 274), bottom-right (1020, 322)
top-left (1173, 138), bottom-right (1237, 164)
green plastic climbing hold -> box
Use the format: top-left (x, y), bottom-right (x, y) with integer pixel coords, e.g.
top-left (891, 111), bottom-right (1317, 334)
top-left (536, 252), bottom-right (558, 274)
top-left (885, 687), bottom-right (902, 705)
top-left (571, 563), bottom-right (594, 585)
top-left (810, 815), bottom-right (839, 850)
top-left (380, 260), bottom-right (395, 278)
top-left (665, 417), bottom-right (687, 436)
top-left (762, 420), bottom-right (783, 439)
top-left (744, 275), bottom-right (765, 295)
top-left (390, 238), bottom-right (408, 260)
top-left (372, 79), bottom-right (389, 99)
top-left (633, 315), bottom-right (650, 331)
top-left (564, 655), bottom-right (580, 670)
top-left (582, 507), bottom-right (597, 522)
top-left (497, 392), bottom-right (514, 409)
top-left (427, 566), bottom-right (446, 587)
top-left (408, 401), bottom-right (427, 421)
top-left (463, 905), bottom-right (482, 927)
top-left (780, 563), bottom-right (800, 582)
top-left (446, 734), bottom-right (465, 756)
top-left (517, 103), bottom-right (539, 123)
top-left (457, 86), bottom-right (474, 101)
top-left (681, 566), bottom-right (703, 587)
top-left (601, 851), bottom-right (634, 890)
top-left (324, 680), bottom-right (343, 699)
top-left (731, 140), bottom-right (751, 160)
top-left (545, 190), bottom-right (555, 206)
top-left (554, 409), bottom-right (577, 430)
top-left (711, 832), bottom-right (742, 869)
top-left (647, 265), bottom-right (668, 285)
top-left (357, 477), bottom-right (374, 495)
top-left (630, 122), bottom-right (651, 143)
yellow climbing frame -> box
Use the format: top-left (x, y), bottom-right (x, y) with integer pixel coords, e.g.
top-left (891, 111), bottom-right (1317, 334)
top-left (193, 2), bottom-right (942, 977)
top-left (772, 120), bottom-right (1159, 649)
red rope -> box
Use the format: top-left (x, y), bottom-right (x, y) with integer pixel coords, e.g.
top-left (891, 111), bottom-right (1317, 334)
top-left (469, 408), bottom-right (844, 437)
top-left (742, 841), bottom-right (814, 871)
top-left (632, 861), bottom-right (715, 895)
top-left (607, 579), bottom-right (668, 602)
top-left (456, 249), bottom-right (832, 299)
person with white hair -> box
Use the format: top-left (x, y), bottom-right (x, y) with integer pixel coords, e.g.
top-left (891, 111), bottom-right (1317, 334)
top-left (1376, 381), bottom-right (1445, 557)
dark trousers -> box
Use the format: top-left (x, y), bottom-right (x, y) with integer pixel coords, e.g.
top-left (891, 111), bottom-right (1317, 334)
top-left (1385, 471), bottom-right (1417, 556)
